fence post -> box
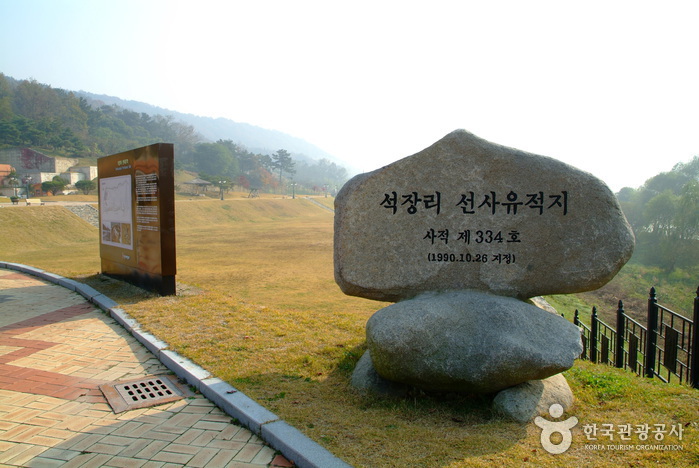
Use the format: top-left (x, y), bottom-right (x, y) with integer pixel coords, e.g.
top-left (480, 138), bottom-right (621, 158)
top-left (645, 287), bottom-right (659, 379)
top-left (691, 286), bottom-right (699, 389)
top-left (591, 306), bottom-right (598, 363)
top-left (574, 309), bottom-right (579, 326)
top-left (615, 300), bottom-right (625, 369)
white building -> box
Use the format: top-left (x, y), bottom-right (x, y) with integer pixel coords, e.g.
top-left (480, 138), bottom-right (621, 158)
top-left (0, 148), bottom-right (97, 196)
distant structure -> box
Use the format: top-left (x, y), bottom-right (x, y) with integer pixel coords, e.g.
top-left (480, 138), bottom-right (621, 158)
top-left (182, 178), bottom-right (213, 195)
top-left (0, 164), bottom-right (13, 178)
top-left (0, 163), bottom-right (16, 196)
top-left (0, 148), bottom-right (97, 196)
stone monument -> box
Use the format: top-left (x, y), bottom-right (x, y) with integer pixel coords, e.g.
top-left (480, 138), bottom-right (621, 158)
top-left (334, 130), bottom-right (634, 421)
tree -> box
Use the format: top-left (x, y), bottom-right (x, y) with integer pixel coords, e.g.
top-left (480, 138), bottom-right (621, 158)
top-left (236, 175), bottom-right (250, 189)
top-left (189, 142), bottom-right (239, 179)
top-left (643, 190), bottom-right (677, 238)
top-left (0, 73), bottom-right (14, 120)
top-left (256, 166), bottom-right (277, 190)
top-left (676, 180), bottom-right (699, 240)
top-left (52, 175), bottom-right (67, 192)
top-left (41, 180), bottom-right (57, 195)
top-left (75, 179), bottom-right (96, 195)
top-left (6, 170), bottom-right (19, 197)
top-left (12, 79), bottom-right (54, 120)
top-left (618, 155), bottom-right (699, 271)
top-left (294, 158), bottom-right (349, 190)
top-left (42, 176), bottom-right (67, 196)
top-left (673, 155), bottom-right (699, 181)
top-left (271, 149), bottom-right (296, 185)
top-left (0, 120), bottom-right (20, 144)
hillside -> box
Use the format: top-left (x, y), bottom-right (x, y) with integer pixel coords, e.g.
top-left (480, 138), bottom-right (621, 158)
top-left (77, 91), bottom-right (343, 165)
top-left (0, 74), bottom-right (351, 193)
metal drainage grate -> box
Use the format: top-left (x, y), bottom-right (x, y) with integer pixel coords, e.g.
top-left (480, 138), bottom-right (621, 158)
top-left (100, 375), bottom-right (192, 413)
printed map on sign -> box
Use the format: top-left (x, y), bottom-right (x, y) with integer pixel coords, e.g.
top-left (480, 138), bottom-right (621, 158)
top-left (100, 174), bottom-right (133, 249)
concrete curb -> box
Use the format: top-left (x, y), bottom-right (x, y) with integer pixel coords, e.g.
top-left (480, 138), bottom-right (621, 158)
top-left (263, 420), bottom-right (352, 468)
top-left (0, 262), bottom-right (352, 468)
top-left (199, 378), bottom-right (279, 435)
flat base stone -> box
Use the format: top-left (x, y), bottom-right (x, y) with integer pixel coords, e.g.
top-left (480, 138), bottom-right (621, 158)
top-left (492, 373), bottom-right (574, 423)
top-left (351, 351), bottom-right (410, 397)
top-left (367, 290), bottom-right (582, 393)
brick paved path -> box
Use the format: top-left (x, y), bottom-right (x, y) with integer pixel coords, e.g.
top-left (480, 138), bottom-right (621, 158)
top-left (0, 269), bottom-right (292, 468)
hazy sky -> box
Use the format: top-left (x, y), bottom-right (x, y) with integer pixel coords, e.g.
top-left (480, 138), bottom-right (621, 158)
top-left (1, 0), bottom-right (698, 191)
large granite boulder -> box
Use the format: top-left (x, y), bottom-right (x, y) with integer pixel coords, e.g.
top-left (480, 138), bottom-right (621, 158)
top-left (366, 290), bottom-right (582, 393)
top-left (335, 129), bottom-right (634, 301)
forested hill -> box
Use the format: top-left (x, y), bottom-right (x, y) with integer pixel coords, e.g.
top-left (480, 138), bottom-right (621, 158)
top-left (0, 74), bottom-right (350, 192)
top-left (617, 156), bottom-right (699, 272)
top-left (77, 91), bottom-right (340, 165)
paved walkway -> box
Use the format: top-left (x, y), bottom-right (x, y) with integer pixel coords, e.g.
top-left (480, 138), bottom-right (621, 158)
top-left (0, 268), bottom-right (294, 468)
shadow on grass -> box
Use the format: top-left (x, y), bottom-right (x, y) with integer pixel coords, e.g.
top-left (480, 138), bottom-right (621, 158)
top-left (236, 343), bottom-right (528, 466)
top-left (76, 274), bottom-right (202, 305)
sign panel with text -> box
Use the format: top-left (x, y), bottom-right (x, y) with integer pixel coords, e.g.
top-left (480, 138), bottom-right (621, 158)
top-left (98, 143), bottom-right (176, 295)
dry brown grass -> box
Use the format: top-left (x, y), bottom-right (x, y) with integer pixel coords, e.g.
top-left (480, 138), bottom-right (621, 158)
top-left (44, 194), bottom-right (99, 202)
top-left (0, 206), bottom-right (100, 276)
top-left (1, 199), bottom-right (697, 467)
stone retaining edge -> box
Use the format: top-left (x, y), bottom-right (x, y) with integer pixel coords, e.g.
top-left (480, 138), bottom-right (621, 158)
top-left (0, 262), bottom-right (352, 468)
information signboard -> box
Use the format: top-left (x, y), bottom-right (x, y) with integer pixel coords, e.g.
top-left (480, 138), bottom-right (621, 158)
top-left (98, 143), bottom-right (176, 295)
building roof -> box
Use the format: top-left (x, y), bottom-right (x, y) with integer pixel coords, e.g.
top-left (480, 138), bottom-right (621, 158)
top-left (183, 178), bottom-right (213, 186)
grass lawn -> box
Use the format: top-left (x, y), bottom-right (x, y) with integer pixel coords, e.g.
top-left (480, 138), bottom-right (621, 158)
top-left (1, 198), bottom-right (697, 467)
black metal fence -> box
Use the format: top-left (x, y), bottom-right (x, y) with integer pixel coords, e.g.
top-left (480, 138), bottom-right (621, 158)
top-left (573, 286), bottom-right (699, 389)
